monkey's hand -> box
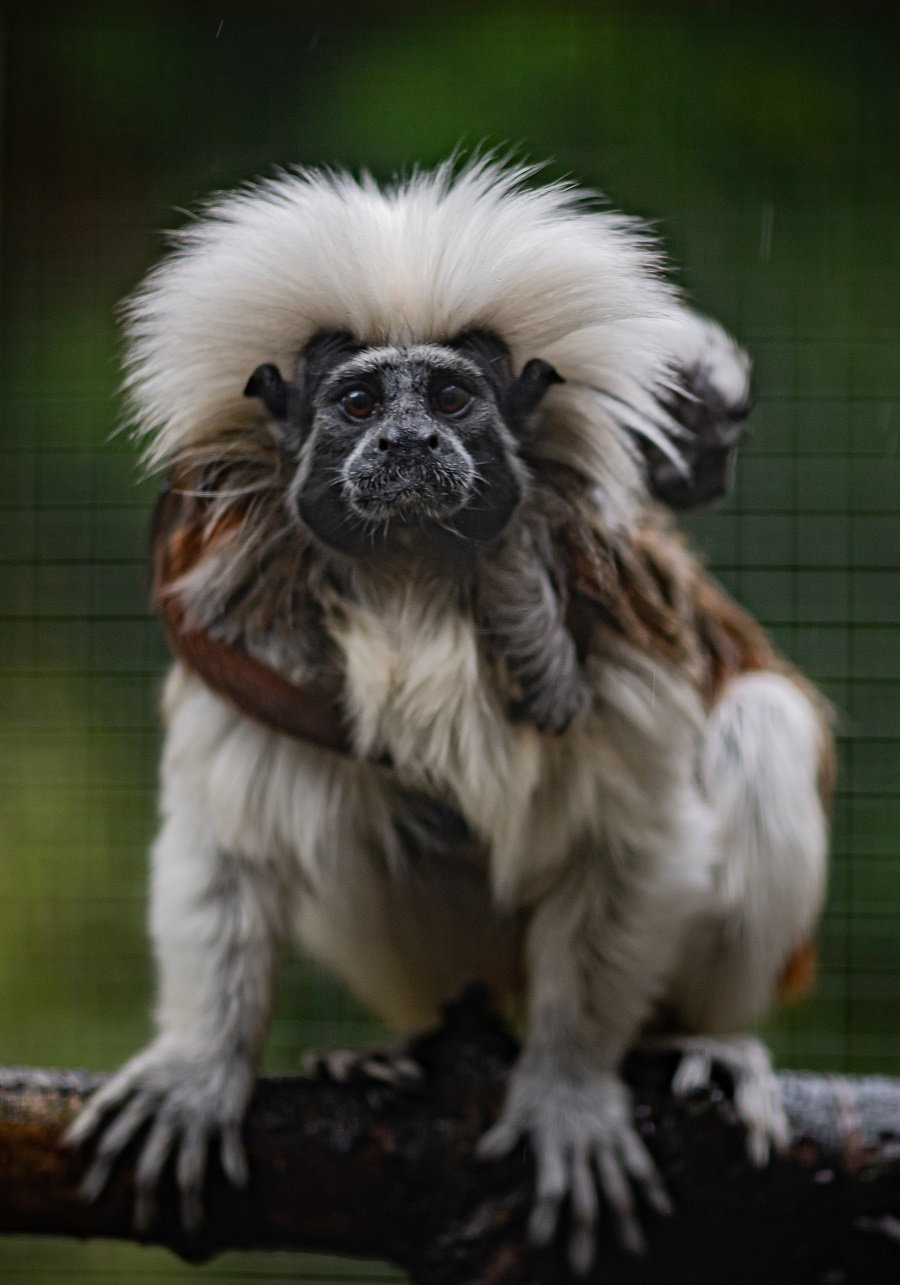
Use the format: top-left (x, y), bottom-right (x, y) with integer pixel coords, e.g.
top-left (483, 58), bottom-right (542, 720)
top-left (63, 1036), bottom-right (253, 1231)
top-left (667, 1034), bottom-right (789, 1166)
top-left (478, 1051), bottom-right (672, 1274)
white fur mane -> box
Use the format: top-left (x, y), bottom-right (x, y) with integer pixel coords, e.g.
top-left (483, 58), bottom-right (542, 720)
top-left (124, 158), bottom-right (687, 522)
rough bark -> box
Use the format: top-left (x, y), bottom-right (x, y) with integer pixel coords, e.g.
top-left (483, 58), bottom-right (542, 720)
top-left (0, 988), bottom-right (898, 1284)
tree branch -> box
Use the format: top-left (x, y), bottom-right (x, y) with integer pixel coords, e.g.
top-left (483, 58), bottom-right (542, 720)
top-left (1, 989), bottom-right (898, 1284)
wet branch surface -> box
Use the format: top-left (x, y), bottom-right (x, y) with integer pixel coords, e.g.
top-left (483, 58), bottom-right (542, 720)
top-left (1, 990), bottom-right (898, 1284)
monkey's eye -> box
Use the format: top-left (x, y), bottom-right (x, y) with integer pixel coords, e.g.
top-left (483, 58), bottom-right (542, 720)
top-left (340, 387), bottom-right (377, 420)
top-left (431, 384), bottom-right (471, 417)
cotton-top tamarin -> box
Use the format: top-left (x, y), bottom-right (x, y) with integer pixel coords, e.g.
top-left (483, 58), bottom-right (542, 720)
top-left (66, 160), bottom-right (830, 1272)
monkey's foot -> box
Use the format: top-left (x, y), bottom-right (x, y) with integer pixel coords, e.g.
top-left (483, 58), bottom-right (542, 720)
top-left (667, 1034), bottom-right (789, 1166)
top-left (62, 1038), bottom-right (253, 1232)
top-left (302, 1044), bottom-right (422, 1089)
top-left (478, 1055), bottom-right (672, 1275)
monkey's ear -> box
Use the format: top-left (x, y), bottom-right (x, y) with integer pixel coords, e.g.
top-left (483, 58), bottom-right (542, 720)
top-left (244, 363), bottom-right (290, 421)
top-left (506, 359), bottom-right (564, 426)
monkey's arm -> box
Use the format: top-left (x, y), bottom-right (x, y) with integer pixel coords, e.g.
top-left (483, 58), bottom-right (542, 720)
top-left (480, 841), bottom-right (686, 1273)
top-left (65, 766), bottom-right (292, 1230)
top-left (478, 517), bottom-right (593, 734)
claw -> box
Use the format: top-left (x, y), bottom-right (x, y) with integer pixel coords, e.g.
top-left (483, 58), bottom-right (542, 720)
top-left (528, 1196), bottom-right (562, 1247)
top-left (78, 1091), bottom-right (156, 1204)
top-left (176, 1123), bottom-right (210, 1230)
top-left (594, 1144), bottom-right (645, 1256)
top-left (134, 1185), bottom-right (158, 1236)
top-left (220, 1124), bottom-right (249, 1188)
top-left (568, 1223), bottom-right (596, 1277)
top-left (567, 1149), bottom-right (599, 1274)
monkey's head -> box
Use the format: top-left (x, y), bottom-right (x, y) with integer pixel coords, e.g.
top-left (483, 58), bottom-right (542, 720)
top-left (244, 329), bottom-right (561, 557)
top-left (128, 160), bottom-right (750, 532)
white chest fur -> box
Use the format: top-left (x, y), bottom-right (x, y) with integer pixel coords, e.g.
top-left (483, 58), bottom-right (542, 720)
top-left (329, 587), bottom-right (542, 834)
top-left (328, 588), bottom-right (713, 910)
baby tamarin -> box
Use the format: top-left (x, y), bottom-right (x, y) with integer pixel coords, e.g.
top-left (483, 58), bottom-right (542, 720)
top-left (67, 160), bottom-right (830, 1271)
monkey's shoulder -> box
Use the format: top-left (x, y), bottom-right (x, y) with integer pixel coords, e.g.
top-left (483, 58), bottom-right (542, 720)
top-left (556, 505), bottom-right (782, 707)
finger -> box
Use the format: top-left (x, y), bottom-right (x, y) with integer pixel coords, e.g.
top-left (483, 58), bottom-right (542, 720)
top-left (746, 1125), bottom-right (770, 1168)
top-left (618, 1128), bottom-right (673, 1217)
top-left (323, 1050), bottom-right (358, 1082)
top-left (360, 1055), bottom-right (422, 1086)
top-left (177, 1123), bottom-right (210, 1231)
top-left (735, 1078), bottom-right (789, 1163)
top-left (768, 1107), bottom-right (790, 1153)
top-left (361, 1058), bottom-right (404, 1084)
top-left (528, 1136), bottom-right (566, 1246)
top-left (78, 1092), bottom-right (155, 1204)
top-left (567, 1150), bottom-right (598, 1276)
top-left (133, 1117), bottom-right (176, 1233)
top-left (300, 1051), bottom-right (323, 1078)
top-left (390, 1056), bottom-right (423, 1082)
top-left (63, 1075), bottom-right (140, 1149)
top-left (476, 1116), bottom-right (522, 1160)
top-left (594, 1145), bottom-right (645, 1257)
top-left (220, 1123), bottom-right (249, 1189)
top-left (672, 1051), bottom-right (712, 1097)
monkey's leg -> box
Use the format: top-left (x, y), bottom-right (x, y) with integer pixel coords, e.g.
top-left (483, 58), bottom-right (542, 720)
top-left (297, 799), bottom-right (523, 1037)
top-left (64, 800), bottom-right (292, 1230)
top-left (664, 672), bottom-right (829, 1162)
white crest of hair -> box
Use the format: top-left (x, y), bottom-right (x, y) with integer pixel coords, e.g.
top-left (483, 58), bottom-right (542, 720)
top-left (123, 156), bottom-right (703, 525)
top-left (648, 308), bottom-right (752, 410)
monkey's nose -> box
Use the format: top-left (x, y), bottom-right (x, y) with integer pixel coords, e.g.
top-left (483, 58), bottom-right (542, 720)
top-left (373, 421), bottom-right (446, 457)
top-left (378, 432), bottom-right (440, 452)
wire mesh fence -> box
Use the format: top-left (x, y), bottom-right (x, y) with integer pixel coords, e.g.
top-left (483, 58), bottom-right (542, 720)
top-left (1, 4), bottom-right (897, 1281)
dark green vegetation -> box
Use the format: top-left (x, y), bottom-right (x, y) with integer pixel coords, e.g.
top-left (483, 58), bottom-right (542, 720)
top-left (0, 4), bottom-right (897, 1281)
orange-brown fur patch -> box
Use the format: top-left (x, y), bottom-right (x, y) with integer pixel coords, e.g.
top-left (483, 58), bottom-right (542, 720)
top-left (776, 939), bottom-right (818, 1003)
top-left (152, 471), bottom-right (352, 752)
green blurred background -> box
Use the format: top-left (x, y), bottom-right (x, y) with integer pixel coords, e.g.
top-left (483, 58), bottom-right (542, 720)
top-left (0, 2), bottom-right (897, 1280)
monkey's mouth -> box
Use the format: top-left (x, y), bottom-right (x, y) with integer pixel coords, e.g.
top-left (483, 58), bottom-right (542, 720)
top-left (345, 464), bottom-right (473, 523)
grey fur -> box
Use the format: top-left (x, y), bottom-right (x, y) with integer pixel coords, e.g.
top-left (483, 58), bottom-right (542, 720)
top-left (477, 504), bottom-right (593, 733)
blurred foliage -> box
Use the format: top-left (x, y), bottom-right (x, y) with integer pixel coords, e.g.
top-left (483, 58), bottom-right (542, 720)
top-left (0, 2), bottom-right (898, 1281)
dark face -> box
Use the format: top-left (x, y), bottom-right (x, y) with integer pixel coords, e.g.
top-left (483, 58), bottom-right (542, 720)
top-left (246, 331), bottom-right (561, 558)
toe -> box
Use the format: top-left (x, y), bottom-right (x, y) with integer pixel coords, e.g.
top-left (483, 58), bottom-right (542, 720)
top-left (476, 1115), bottom-right (522, 1160)
top-left (618, 1127), bottom-right (673, 1217)
top-left (567, 1149), bottom-right (598, 1275)
top-left (672, 1051), bottom-right (712, 1097)
top-left (133, 1117), bottom-right (176, 1232)
top-left (79, 1092), bottom-right (155, 1204)
top-left (527, 1136), bottom-right (567, 1246)
top-left (176, 1123), bottom-right (210, 1231)
top-left (220, 1123), bottom-right (249, 1189)
top-left (594, 1145), bottom-right (645, 1256)
top-left (64, 1074), bottom-right (138, 1150)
